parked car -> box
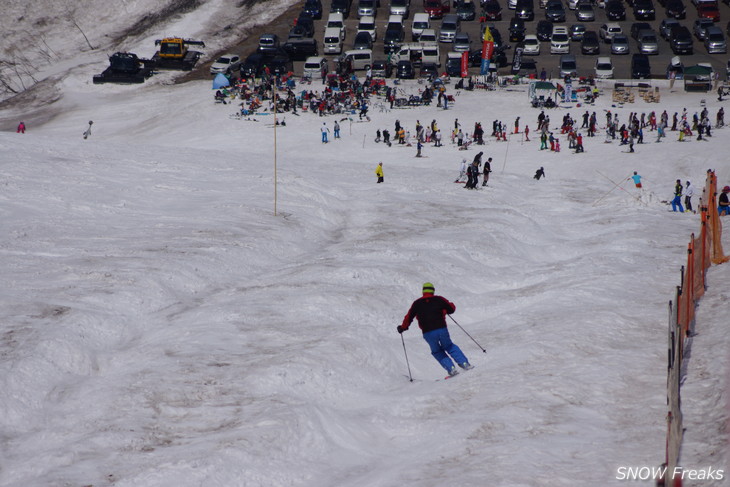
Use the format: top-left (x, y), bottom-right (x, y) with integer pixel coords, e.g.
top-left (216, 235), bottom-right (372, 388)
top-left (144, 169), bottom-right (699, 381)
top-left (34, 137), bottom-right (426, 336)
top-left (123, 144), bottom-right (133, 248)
top-left (605, 0), bottom-right (626, 19)
top-left (240, 52), bottom-right (264, 77)
top-left (670, 25), bottom-right (694, 53)
top-left (326, 13), bottom-right (347, 40)
top-left (282, 38), bottom-right (319, 60)
top-left (330, 0), bottom-right (352, 17)
top-left (420, 62), bottom-right (440, 78)
top-left (630, 22), bottom-right (652, 39)
top-left (411, 13), bottom-right (430, 40)
top-left (595, 56), bottom-right (614, 77)
top-left (694, 18), bottom-right (714, 39)
top-left (537, 20), bottom-right (554, 40)
top-left (581, 30), bottom-right (600, 52)
top-left (439, 14), bottom-right (460, 42)
top-left (516, 0), bottom-right (536, 19)
top-left (357, 0), bottom-right (378, 17)
top-left (445, 51), bottom-right (464, 75)
top-left (482, 0), bottom-right (503, 19)
top-left (599, 23), bottom-right (623, 42)
top-left (522, 34), bottom-right (542, 53)
top-left (633, 0), bottom-right (656, 19)
top-left (302, 56), bottom-right (328, 78)
top-left (268, 54), bottom-right (293, 75)
top-left (358, 16), bottom-right (378, 41)
top-left (611, 33), bottom-right (630, 53)
top-left (559, 53), bottom-right (577, 76)
top-left (295, 13), bottom-right (316, 37)
top-left (631, 53), bottom-right (651, 77)
top-left (384, 23), bottom-right (405, 52)
top-left (665, 0), bottom-right (687, 18)
top-left (551, 25), bottom-right (570, 52)
top-left (576, 2), bottom-right (596, 20)
top-left (210, 53), bottom-right (241, 75)
top-left (660, 18), bottom-right (680, 39)
top-left (370, 59), bottom-right (393, 77)
top-left (303, 0), bottom-right (323, 19)
top-left (353, 31), bottom-right (374, 49)
top-left (259, 34), bottom-right (281, 54)
top-left (453, 31), bottom-right (472, 50)
top-left (546, 0), bottom-right (567, 21)
top-left (424, 0), bottom-right (450, 18)
top-left (570, 23), bottom-right (586, 40)
top-left (509, 17), bottom-right (527, 41)
top-left (704, 25), bottom-right (727, 52)
top-left (456, 0), bottom-right (478, 19)
top-left (638, 30), bottom-right (660, 54)
top-left (696, 2), bottom-right (720, 22)
top-left (420, 28), bottom-right (438, 42)
top-left (390, 0), bottom-right (411, 18)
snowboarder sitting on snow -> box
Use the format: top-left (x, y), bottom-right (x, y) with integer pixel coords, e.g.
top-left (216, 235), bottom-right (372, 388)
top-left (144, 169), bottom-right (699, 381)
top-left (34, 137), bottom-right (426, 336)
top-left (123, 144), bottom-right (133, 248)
top-left (398, 282), bottom-right (471, 377)
top-left (534, 167), bottom-right (545, 180)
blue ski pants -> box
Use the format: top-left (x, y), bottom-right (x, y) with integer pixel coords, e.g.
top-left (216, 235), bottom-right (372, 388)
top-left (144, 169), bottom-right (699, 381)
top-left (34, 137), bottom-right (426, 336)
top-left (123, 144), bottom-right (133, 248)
top-left (671, 196), bottom-right (684, 212)
top-left (422, 328), bottom-right (468, 372)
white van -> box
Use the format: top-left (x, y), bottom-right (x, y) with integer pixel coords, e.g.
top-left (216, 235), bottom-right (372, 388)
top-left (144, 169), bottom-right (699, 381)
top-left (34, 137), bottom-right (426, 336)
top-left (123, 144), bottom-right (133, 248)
top-left (342, 49), bottom-right (373, 70)
top-left (303, 56), bottom-right (328, 78)
top-left (326, 13), bottom-right (346, 41)
top-left (390, 42), bottom-right (441, 66)
top-left (411, 13), bottom-right (431, 41)
top-left (419, 28), bottom-right (437, 43)
top-left (388, 14), bottom-right (405, 26)
top-left (323, 27), bottom-right (344, 54)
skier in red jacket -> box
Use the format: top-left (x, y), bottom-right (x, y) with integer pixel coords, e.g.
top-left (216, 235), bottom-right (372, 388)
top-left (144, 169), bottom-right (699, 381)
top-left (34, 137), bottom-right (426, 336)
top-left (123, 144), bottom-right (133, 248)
top-left (398, 282), bottom-right (471, 377)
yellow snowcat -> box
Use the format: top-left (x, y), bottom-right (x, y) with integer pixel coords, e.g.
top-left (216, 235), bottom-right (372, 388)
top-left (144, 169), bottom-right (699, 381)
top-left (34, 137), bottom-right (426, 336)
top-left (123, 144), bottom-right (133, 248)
top-left (151, 37), bottom-right (205, 70)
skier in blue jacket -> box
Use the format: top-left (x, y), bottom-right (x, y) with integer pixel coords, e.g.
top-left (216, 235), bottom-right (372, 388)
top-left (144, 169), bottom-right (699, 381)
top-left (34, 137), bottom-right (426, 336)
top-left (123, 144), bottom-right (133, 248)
top-left (398, 282), bottom-right (471, 376)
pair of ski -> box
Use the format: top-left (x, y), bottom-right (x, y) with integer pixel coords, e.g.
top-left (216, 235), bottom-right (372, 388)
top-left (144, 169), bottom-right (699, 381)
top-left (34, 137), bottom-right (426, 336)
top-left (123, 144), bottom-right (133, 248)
top-left (403, 365), bottom-right (475, 382)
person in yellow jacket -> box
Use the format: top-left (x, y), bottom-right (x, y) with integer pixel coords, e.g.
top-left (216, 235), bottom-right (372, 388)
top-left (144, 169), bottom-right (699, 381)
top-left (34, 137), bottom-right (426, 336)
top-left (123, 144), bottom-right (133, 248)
top-left (375, 162), bottom-right (384, 183)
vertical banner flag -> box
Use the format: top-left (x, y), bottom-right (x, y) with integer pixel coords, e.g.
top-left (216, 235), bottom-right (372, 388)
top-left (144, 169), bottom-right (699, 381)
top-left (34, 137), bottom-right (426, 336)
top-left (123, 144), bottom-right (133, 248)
top-left (461, 51), bottom-right (469, 78)
top-left (480, 25), bottom-right (494, 75)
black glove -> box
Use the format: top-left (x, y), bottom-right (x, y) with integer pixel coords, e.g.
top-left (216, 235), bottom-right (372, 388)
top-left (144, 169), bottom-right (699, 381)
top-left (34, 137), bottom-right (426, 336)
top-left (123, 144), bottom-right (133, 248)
top-left (397, 325), bottom-right (404, 334)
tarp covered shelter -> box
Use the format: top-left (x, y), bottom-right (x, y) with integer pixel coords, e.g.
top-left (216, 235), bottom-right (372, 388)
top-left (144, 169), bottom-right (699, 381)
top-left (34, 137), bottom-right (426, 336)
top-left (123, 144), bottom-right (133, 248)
top-left (529, 80), bottom-right (558, 107)
top-left (212, 73), bottom-right (230, 90)
top-left (683, 65), bottom-right (713, 92)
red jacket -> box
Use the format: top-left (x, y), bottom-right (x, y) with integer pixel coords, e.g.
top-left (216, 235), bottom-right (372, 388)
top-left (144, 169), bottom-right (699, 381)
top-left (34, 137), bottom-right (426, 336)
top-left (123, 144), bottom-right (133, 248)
top-left (402, 293), bottom-right (455, 334)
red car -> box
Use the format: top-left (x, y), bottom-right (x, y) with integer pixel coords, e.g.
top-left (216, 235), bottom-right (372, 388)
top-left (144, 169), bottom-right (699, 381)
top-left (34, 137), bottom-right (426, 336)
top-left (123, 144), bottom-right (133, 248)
top-left (696, 2), bottom-right (720, 22)
top-left (424, 0), bottom-right (450, 19)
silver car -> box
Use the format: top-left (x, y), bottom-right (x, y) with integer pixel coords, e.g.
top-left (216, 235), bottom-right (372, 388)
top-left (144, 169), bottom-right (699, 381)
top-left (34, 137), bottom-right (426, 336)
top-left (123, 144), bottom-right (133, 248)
top-left (693, 18), bottom-right (714, 40)
top-left (638, 31), bottom-right (659, 54)
top-left (358, 0), bottom-right (377, 17)
top-left (453, 32), bottom-right (472, 52)
top-left (576, 2), bottom-right (595, 21)
top-left (705, 26), bottom-right (727, 54)
top-left (611, 34), bottom-right (630, 54)
top-left (390, 0), bottom-right (410, 18)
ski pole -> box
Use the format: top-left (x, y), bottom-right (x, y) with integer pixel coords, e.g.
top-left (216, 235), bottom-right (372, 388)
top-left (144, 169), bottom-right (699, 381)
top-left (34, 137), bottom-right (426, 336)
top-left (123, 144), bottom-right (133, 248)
top-left (448, 315), bottom-right (486, 353)
top-left (401, 333), bottom-right (413, 382)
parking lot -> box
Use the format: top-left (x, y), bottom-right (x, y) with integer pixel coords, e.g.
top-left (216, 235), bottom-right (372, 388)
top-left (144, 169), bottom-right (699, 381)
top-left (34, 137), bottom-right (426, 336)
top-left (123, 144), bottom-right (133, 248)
top-left (250, 0), bottom-right (730, 80)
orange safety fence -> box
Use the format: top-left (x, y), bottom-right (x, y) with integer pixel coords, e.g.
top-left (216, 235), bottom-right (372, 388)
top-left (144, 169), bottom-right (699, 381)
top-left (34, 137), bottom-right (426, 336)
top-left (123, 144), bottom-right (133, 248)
top-left (663, 170), bottom-right (727, 487)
